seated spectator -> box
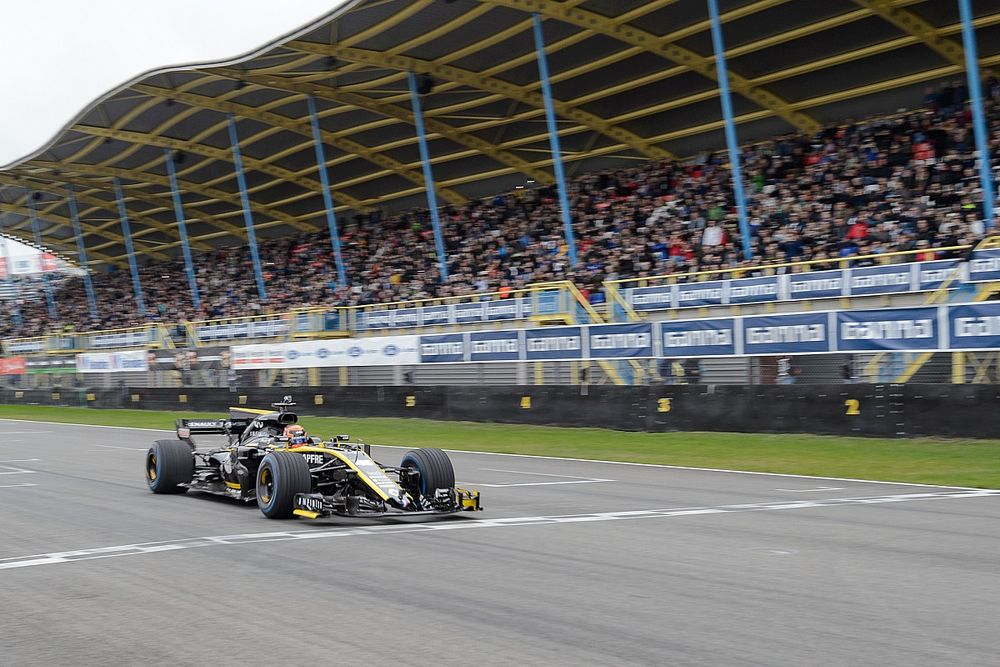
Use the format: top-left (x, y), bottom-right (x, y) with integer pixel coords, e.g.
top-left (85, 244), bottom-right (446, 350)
top-left (1, 84), bottom-right (996, 339)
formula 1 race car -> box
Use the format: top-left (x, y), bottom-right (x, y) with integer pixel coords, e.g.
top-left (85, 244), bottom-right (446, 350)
top-left (144, 396), bottom-right (481, 519)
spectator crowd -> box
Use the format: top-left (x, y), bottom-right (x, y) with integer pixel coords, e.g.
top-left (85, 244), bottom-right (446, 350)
top-left (2, 80), bottom-right (998, 339)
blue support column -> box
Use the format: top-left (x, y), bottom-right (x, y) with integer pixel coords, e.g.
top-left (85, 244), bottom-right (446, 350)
top-left (164, 149), bottom-right (201, 311)
top-left (226, 113), bottom-right (268, 303)
top-left (959, 0), bottom-right (996, 229)
top-left (27, 195), bottom-right (57, 319)
top-left (532, 13), bottom-right (578, 267)
top-left (0, 225), bottom-right (22, 327)
top-left (407, 72), bottom-right (449, 281)
top-left (707, 0), bottom-right (753, 259)
top-left (66, 186), bottom-right (99, 321)
top-left (306, 96), bottom-right (348, 286)
top-left (113, 177), bottom-right (147, 318)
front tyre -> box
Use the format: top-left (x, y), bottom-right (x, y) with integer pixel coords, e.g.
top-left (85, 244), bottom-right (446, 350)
top-left (146, 440), bottom-right (194, 494)
top-left (400, 448), bottom-right (455, 500)
top-left (257, 451), bottom-right (312, 519)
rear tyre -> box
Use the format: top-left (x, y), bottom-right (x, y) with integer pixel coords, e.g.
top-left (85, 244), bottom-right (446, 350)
top-left (257, 451), bottom-right (312, 519)
top-left (400, 448), bottom-right (455, 500)
top-left (146, 439), bottom-right (194, 494)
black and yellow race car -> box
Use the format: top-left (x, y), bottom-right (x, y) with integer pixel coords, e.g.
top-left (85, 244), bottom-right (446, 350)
top-left (144, 397), bottom-right (481, 519)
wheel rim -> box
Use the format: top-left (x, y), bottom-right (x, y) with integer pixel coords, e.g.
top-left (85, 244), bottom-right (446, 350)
top-left (146, 452), bottom-right (157, 482)
top-left (259, 465), bottom-right (273, 505)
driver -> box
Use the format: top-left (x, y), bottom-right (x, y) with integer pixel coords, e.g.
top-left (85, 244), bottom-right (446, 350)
top-left (283, 424), bottom-right (309, 447)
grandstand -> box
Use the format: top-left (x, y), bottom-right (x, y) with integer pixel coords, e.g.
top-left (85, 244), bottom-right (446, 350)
top-left (1, 0), bottom-right (999, 388)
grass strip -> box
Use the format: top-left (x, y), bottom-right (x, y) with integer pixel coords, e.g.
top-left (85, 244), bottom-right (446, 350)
top-left (1, 404), bottom-right (998, 488)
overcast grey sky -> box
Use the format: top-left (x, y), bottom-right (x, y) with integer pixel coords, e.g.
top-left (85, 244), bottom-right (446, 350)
top-left (0, 0), bottom-right (344, 167)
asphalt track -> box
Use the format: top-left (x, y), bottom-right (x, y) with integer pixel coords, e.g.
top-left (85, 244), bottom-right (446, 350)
top-left (1, 420), bottom-right (999, 666)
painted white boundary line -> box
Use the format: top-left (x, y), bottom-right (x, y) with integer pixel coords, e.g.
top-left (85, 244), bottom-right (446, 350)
top-left (1, 489), bottom-right (997, 571)
top-left (0, 418), bottom-right (994, 491)
top-left (459, 468), bottom-right (615, 488)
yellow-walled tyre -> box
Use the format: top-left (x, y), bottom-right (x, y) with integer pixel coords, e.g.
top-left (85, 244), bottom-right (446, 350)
top-left (146, 440), bottom-right (194, 494)
top-left (257, 451), bottom-right (312, 519)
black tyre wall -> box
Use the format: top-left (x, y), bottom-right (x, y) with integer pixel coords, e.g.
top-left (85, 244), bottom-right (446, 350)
top-left (400, 448), bottom-right (455, 498)
top-left (256, 452), bottom-right (312, 519)
top-left (146, 439), bottom-right (195, 494)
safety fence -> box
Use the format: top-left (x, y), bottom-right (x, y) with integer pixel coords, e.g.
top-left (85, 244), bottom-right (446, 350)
top-left (7, 244), bottom-right (1000, 353)
top-left (2, 383), bottom-right (998, 439)
top-left (603, 245), bottom-right (997, 321)
top-left (6, 302), bottom-right (1000, 388)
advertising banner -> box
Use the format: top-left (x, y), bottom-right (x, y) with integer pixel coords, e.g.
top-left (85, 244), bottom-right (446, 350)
top-left (742, 313), bottom-right (830, 355)
top-left (231, 336), bottom-right (419, 369)
top-left (0, 357), bottom-right (26, 375)
top-left (470, 331), bottom-right (520, 362)
top-left (836, 307), bottom-right (938, 351)
top-left (453, 302), bottom-right (484, 324)
top-left (391, 307), bottom-right (421, 328)
top-left (88, 329), bottom-right (152, 349)
top-left (421, 305), bottom-right (451, 327)
top-left (849, 264), bottom-right (913, 296)
top-left (728, 275), bottom-right (780, 304)
top-left (76, 350), bottom-right (149, 373)
top-left (917, 260), bottom-right (962, 291)
top-left (5, 339), bottom-right (45, 354)
top-left (25, 357), bottom-right (77, 375)
top-left (675, 280), bottom-right (725, 307)
top-left (195, 319), bottom-right (288, 342)
top-left (949, 302), bottom-right (1000, 349)
top-left (419, 334), bottom-right (465, 363)
top-left (588, 323), bottom-right (654, 359)
top-left (484, 298), bottom-right (520, 321)
top-left (627, 285), bottom-right (673, 311)
top-left (525, 327), bottom-right (583, 360)
top-left (660, 318), bottom-right (737, 357)
top-left (968, 249), bottom-right (1000, 282)
top-left (788, 269), bottom-right (844, 301)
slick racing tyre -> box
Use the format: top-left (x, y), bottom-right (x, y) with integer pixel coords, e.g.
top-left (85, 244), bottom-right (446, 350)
top-left (400, 448), bottom-right (455, 499)
top-left (146, 439), bottom-right (195, 494)
top-left (257, 451), bottom-right (312, 519)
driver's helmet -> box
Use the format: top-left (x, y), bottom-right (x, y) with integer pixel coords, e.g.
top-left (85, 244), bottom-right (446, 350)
top-left (283, 424), bottom-right (308, 447)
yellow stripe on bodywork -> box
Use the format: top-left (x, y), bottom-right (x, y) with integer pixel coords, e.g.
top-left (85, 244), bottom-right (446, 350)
top-left (277, 446), bottom-right (392, 501)
top-left (293, 509), bottom-right (320, 519)
top-left (224, 481), bottom-right (241, 489)
top-left (228, 407), bottom-right (272, 415)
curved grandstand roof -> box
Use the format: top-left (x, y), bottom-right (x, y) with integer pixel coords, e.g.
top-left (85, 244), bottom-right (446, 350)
top-left (1, 0), bottom-right (998, 268)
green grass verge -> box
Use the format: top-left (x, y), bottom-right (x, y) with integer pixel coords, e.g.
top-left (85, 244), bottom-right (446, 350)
top-left (1, 404), bottom-right (998, 488)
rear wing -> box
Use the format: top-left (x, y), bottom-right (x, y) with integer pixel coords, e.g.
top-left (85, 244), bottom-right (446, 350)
top-left (176, 417), bottom-right (250, 442)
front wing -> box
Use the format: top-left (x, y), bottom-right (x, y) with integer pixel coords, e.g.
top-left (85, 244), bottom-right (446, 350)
top-left (291, 486), bottom-right (481, 519)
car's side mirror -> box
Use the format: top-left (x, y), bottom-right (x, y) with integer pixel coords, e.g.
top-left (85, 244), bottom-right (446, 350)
top-left (336, 434), bottom-right (350, 442)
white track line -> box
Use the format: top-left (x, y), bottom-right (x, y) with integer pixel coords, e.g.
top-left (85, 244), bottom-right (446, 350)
top-left (1, 489), bottom-right (996, 571)
top-left (460, 480), bottom-right (613, 488)
top-left (0, 465), bottom-right (35, 476)
top-left (90, 444), bottom-right (149, 452)
top-left (0, 483), bottom-right (37, 489)
top-left (776, 487), bottom-right (845, 493)
top-left (462, 467), bottom-right (614, 488)
top-left (0, 418), bottom-right (994, 491)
